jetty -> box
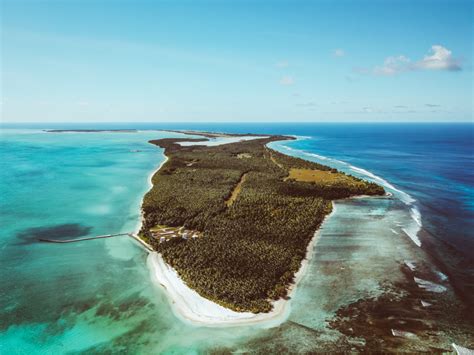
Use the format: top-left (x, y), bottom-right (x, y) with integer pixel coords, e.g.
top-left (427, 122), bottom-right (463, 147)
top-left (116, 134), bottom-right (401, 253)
top-left (38, 232), bottom-right (154, 252)
top-left (38, 232), bottom-right (130, 243)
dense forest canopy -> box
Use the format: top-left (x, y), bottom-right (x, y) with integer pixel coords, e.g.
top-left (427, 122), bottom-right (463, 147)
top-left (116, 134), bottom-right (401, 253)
top-left (141, 134), bottom-right (384, 313)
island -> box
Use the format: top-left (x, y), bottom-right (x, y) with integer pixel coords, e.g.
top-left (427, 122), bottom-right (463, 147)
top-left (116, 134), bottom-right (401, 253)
top-left (140, 133), bottom-right (385, 314)
top-left (44, 129), bottom-right (138, 133)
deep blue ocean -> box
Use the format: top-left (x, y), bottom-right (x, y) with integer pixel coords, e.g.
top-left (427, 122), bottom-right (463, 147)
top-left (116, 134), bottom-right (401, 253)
top-left (1, 122), bottom-right (472, 352)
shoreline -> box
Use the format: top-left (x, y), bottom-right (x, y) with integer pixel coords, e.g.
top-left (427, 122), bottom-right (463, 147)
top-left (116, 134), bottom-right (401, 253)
top-left (133, 153), bottom-right (169, 237)
top-left (146, 202), bottom-right (336, 327)
top-left (135, 143), bottom-right (294, 326)
top-left (134, 133), bottom-right (369, 327)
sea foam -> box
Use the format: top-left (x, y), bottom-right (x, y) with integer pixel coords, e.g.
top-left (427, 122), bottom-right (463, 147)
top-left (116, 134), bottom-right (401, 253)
top-left (276, 143), bottom-right (423, 248)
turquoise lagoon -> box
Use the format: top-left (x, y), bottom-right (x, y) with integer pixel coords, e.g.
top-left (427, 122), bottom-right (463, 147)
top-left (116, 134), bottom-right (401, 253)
top-left (0, 129), bottom-right (469, 353)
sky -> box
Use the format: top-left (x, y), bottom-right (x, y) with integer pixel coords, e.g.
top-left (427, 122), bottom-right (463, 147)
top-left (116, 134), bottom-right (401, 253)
top-left (1, 0), bottom-right (473, 123)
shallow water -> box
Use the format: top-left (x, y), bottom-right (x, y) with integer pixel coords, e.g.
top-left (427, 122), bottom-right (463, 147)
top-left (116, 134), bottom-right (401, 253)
top-left (1, 127), bottom-right (471, 353)
top-left (0, 130), bottom-right (275, 353)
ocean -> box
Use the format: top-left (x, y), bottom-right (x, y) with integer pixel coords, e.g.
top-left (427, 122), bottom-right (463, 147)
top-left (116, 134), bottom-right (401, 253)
top-left (1, 123), bottom-right (472, 353)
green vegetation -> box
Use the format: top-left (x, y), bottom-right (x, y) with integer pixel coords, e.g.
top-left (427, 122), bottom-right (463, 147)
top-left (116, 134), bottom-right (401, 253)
top-left (141, 134), bottom-right (384, 313)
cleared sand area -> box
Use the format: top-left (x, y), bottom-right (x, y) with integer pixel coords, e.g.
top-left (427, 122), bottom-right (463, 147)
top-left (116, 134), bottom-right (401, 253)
top-left (286, 168), bottom-right (363, 185)
top-left (268, 153), bottom-right (284, 169)
top-left (225, 173), bottom-right (248, 207)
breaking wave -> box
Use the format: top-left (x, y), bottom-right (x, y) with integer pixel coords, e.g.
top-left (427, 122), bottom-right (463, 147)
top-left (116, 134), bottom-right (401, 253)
top-left (272, 143), bottom-right (423, 248)
top-left (347, 166), bottom-right (416, 205)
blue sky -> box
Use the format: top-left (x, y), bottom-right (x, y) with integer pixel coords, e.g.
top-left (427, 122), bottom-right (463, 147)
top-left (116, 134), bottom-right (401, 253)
top-left (1, 0), bottom-right (472, 122)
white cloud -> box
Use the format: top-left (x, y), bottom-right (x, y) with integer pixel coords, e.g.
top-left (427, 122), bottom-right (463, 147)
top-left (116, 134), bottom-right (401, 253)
top-left (275, 60), bottom-right (289, 68)
top-left (334, 49), bottom-right (345, 57)
top-left (372, 45), bottom-right (461, 76)
top-left (374, 55), bottom-right (410, 76)
top-left (279, 76), bottom-right (295, 86)
top-left (416, 45), bottom-right (461, 71)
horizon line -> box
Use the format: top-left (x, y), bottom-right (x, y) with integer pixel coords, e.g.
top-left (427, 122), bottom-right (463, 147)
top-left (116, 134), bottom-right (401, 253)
top-left (1, 121), bottom-right (473, 125)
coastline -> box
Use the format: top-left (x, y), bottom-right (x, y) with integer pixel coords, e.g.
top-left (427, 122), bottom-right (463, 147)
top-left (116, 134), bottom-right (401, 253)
top-left (145, 199), bottom-right (336, 327)
top-left (135, 145), bottom-right (293, 326)
top-left (133, 153), bottom-right (169, 236)
top-left (135, 134), bottom-right (367, 326)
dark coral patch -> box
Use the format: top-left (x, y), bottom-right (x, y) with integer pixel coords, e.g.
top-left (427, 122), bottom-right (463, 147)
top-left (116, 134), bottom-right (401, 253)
top-left (16, 223), bottom-right (92, 245)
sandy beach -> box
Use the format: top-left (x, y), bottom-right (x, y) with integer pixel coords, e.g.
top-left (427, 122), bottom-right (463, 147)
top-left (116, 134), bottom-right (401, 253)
top-left (144, 202), bottom-right (336, 327)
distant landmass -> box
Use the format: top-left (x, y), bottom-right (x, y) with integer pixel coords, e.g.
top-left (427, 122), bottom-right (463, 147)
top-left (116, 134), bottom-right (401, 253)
top-left (44, 129), bottom-right (138, 133)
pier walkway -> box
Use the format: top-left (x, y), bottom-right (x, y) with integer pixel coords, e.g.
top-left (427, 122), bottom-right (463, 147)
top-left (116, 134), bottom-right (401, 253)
top-left (38, 233), bottom-right (130, 243)
top-left (39, 232), bottom-right (154, 252)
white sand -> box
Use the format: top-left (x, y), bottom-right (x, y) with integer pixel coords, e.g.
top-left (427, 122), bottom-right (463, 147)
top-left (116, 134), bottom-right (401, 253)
top-left (147, 252), bottom-right (288, 326)
top-left (146, 203), bottom-right (335, 327)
